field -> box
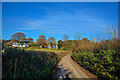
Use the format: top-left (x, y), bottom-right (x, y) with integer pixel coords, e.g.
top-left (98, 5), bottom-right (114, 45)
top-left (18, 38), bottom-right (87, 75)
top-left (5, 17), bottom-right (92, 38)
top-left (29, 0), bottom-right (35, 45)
top-left (27, 48), bottom-right (68, 53)
top-left (27, 48), bottom-right (70, 60)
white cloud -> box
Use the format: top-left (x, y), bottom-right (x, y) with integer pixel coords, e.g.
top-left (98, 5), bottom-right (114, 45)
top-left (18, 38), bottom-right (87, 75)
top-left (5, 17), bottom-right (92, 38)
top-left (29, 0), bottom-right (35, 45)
top-left (17, 8), bottom-right (109, 34)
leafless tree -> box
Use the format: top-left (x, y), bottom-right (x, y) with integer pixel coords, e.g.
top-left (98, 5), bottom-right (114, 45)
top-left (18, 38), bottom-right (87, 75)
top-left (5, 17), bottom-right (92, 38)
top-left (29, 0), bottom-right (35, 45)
top-left (74, 33), bottom-right (82, 40)
top-left (11, 32), bottom-right (25, 42)
top-left (63, 34), bottom-right (69, 41)
top-left (48, 37), bottom-right (56, 47)
top-left (36, 34), bottom-right (47, 47)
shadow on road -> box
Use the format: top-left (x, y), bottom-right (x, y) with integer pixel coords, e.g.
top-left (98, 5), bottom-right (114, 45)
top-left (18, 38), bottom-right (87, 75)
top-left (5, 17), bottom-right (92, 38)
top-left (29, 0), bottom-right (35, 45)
top-left (49, 66), bottom-right (72, 80)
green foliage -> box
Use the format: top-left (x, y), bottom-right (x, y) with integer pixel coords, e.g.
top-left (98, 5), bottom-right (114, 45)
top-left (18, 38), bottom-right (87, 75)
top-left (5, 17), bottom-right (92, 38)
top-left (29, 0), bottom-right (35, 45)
top-left (58, 40), bottom-right (63, 49)
top-left (30, 43), bottom-right (39, 46)
top-left (2, 47), bottom-right (59, 79)
top-left (71, 39), bottom-right (120, 80)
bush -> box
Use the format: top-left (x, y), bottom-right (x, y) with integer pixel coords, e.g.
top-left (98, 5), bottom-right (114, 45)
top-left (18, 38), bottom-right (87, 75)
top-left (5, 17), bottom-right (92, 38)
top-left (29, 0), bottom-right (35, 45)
top-left (71, 39), bottom-right (120, 79)
top-left (2, 47), bottom-right (59, 79)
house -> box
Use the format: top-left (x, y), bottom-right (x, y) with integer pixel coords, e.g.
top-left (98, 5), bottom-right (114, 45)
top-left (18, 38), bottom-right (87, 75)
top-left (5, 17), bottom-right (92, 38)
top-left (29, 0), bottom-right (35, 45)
top-left (12, 41), bottom-right (29, 47)
top-left (12, 41), bottom-right (19, 47)
top-left (55, 43), bottom-right (58, 49)
top-left (48, 43), bottom-right (58, 49)
top-left (1, 39), bottom-right (12, 46)
top-left (40, 46), bottom-right (42, 48)
top-left (5, 40), bottom-right (11, 43)
top-left (54, 43), bottom-right (58, 49)
top-left (48, 44), bottom-right (51, 49)
top-left (1, 39), bottom-right (11, 44)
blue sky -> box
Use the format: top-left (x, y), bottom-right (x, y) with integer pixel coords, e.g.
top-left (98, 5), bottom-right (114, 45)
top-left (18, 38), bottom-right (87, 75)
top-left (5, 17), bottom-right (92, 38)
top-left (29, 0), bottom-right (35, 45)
top-left (2, 2), bottom-right (118, 42)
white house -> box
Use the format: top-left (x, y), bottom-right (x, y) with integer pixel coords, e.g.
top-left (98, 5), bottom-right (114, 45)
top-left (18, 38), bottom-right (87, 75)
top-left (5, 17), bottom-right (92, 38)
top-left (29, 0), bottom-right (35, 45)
top-left (48, 44), bottom-right (51, 49)
top-left (12, 41), bottom-right (29, 47)
top-left (55, 43), bottom-right (58, 49)
top-left (12, 41), bottom-right (19, 47)
top-left (48, 43), bottom-right (58, 49)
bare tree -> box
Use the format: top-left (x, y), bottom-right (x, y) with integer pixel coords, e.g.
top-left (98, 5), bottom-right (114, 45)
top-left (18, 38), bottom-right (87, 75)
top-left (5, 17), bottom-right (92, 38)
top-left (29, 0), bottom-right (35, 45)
top-left (48, 37), bottom-right (56, 47)
top-left (74, 33), bottom-right (82, 40)
top-left (36, 34), bottom-right (47, 47)
top-left (11, 32), bottom-right (25, 42)
top-left (63, 34), bottom-right (69, 41)
top-left (112, 25), bottom-right (117, 39)
top-left (106, 25), bottom-right (117, 40)
top-left (118, 24), bottom-right (120, 39)
top-left (106, 26), bottom-right (111, 40)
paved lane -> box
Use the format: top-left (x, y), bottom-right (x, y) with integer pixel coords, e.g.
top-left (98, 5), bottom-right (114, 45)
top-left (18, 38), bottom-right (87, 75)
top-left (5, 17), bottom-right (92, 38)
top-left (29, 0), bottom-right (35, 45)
top-left (55, 54), bottom-right (90, 79)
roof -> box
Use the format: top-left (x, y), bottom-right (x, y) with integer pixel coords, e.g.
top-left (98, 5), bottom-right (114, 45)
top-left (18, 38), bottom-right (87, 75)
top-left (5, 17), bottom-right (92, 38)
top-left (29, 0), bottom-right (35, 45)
top-left (20, 41), bottom-right (29, 43)
top-left (13, 41), bottom-right (29, 43)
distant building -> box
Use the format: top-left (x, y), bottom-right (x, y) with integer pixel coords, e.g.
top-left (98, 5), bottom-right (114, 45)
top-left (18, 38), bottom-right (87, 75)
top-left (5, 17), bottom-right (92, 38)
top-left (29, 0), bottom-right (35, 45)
top-left (12, 41), bottom-right (29, 47)
top-left (55, 43), bottom-right (58, 49)
top-left (48, 43), bottom-right (58, 49)
top-left (48, 44), bottom-right (51, 49)
top-left (1, 39), bottom-right (12, 46)
top-left (1, 39), bottom-right (11, 43)
top-left (12, 41), bottom-right (19, 47)
top-left (5, 40), bottom-right (11, 43)
top-left (40, 46), bottom-right (42, 48)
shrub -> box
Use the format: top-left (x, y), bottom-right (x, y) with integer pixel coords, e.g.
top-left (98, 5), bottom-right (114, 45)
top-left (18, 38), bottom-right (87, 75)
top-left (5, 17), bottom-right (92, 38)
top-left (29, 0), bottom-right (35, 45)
top-left (71, 39), bottom-right (120, 79)
top-left (2, 47), bottom-right (59, 79)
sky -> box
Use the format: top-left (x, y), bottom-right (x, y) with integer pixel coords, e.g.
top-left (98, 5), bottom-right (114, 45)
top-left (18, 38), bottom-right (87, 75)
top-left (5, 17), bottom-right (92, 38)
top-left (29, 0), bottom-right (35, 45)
top-left (2, 2), bottom-right (118, 42)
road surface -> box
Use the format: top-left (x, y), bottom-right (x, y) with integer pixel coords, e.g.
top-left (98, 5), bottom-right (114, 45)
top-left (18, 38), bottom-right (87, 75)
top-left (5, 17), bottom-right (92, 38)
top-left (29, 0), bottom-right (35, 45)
top-left (51, 54), bottom-right (96, 80)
